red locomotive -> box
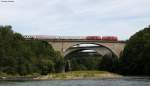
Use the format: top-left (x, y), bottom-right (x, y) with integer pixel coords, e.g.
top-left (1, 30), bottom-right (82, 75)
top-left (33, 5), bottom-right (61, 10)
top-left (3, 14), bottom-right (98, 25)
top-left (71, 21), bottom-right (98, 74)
top-left (86, 36), bottom-right (118, 41)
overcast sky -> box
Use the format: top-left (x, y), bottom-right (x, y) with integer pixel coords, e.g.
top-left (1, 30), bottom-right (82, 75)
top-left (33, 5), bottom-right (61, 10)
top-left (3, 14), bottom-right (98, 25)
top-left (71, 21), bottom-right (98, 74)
top-left (0, 0), bottom-right (150, 40)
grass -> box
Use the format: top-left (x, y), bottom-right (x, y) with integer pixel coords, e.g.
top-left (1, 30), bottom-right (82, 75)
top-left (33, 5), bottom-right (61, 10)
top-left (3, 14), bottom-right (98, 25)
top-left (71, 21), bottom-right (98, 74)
top-left (34, 71), bottom-right (122, 80)
top-left (0, 71), bottom-right (122, 80)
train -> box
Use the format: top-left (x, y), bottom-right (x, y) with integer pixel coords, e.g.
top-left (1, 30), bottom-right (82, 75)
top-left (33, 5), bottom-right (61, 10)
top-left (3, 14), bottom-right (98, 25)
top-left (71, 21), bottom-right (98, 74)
top-left (24, 35), bottom-right (118, 41)
top-left (86, 36), bottom-right (118, 41)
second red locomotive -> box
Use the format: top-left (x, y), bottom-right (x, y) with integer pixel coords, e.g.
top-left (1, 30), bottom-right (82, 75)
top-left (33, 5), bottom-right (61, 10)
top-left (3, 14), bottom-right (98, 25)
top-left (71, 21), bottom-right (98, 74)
top-left (86, 36), bottom-right (118, 41)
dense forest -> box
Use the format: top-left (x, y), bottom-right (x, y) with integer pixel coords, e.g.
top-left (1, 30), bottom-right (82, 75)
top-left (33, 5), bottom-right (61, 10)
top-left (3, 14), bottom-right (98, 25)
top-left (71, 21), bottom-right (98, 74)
top-left (0, 25), bottom-right (64, 75)
top-left (119, 26), bottom-right (150, 76)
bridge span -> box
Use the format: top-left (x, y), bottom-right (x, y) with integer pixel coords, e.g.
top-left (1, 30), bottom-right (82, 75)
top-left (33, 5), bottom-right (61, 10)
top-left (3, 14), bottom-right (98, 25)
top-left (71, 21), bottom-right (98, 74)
top-left (47, 39), bottom-right (126, 58)
top-left (24, 35), bottom-right (126, 58)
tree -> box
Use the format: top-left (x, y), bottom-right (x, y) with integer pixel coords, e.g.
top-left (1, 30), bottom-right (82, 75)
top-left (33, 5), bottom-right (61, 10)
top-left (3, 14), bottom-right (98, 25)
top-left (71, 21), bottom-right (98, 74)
top-left (99, 54), bottom-right (119, 72)
top-left (65, 51), bottom-right (103, 71)
top-left (0, 25), bottom-right (64, 75)
top-left (120, 25), bottom-right (150, 76)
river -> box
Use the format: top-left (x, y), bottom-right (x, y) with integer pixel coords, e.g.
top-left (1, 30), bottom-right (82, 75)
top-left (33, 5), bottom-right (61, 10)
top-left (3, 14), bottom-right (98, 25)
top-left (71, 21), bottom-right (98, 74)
top-left (0, 77), bottom-right (150, 86)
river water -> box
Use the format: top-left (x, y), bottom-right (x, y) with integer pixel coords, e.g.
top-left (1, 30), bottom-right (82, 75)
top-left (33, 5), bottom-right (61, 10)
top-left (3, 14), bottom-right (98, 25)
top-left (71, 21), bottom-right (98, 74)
top-left (0, 77), bottom-right (150, 86)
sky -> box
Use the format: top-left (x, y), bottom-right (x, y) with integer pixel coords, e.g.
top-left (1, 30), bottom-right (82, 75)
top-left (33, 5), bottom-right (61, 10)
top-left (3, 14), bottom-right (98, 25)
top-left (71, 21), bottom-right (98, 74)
top-left (0, 0), bottom-right (150, 40)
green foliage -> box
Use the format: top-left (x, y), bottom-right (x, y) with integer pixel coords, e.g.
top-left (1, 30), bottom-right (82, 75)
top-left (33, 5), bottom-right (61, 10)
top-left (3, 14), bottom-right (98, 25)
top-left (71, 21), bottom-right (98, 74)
top-left (99, 55), bottom-right (119, 72)
top-left (0, 25), bottom-right (63, 76)
top-left (65, 50), bottom-right (118, 72)
top-left (65, 51), bottom-right (102, 71)
top-left (120, 26), bottom-right (150, 76)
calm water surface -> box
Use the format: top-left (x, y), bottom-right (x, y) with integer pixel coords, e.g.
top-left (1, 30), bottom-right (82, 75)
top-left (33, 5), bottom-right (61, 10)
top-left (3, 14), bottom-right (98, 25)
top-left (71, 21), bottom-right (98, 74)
top-left (0, 77), bottom-right (150, 86)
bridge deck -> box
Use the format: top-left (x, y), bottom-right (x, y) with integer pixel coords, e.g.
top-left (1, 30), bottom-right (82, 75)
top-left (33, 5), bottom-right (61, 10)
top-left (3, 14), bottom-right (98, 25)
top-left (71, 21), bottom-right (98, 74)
top-left (28, 39), bottom-right (126, 43)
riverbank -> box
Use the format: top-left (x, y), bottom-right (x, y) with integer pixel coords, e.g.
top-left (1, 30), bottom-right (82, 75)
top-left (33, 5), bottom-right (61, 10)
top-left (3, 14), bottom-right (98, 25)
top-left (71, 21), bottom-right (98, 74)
top-left (0, 71), bottom-right (122, 80)
top-left (34, 71), bottom-right (122, 80)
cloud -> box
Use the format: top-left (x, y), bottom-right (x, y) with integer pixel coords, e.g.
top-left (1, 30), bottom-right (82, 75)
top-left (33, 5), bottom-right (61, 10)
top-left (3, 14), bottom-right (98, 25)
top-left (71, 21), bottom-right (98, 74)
top-left (0, 0), bottom-right (150, 40)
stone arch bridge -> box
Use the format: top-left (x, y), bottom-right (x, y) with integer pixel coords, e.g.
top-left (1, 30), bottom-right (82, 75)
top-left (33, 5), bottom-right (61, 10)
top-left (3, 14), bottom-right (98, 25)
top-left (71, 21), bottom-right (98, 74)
top-left (46, 39), bottom-right (126, 58)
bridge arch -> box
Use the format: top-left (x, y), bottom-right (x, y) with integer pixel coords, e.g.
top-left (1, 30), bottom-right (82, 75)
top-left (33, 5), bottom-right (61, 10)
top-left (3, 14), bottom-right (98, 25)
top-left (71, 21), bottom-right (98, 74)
top-left (64, 43), bottom-right (118, 58)
top-left (48, 41), bottom-right (125, 58)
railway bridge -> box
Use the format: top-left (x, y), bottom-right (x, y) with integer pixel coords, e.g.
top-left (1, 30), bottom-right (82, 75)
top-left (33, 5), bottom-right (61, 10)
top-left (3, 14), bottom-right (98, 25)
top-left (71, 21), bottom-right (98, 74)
top-left (24, 35), bottom-right (126, 58)
top-left (47, 39), bottom-right (126, 58)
